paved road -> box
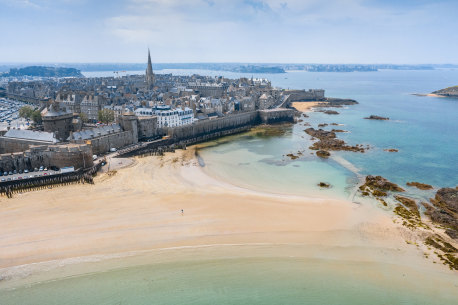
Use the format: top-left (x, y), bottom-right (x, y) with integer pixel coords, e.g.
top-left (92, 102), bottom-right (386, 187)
top-left (0, 170), bottom-right (60, 182)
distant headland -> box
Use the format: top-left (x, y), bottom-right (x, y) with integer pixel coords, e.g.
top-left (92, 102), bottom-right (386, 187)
top-left (2, 66), bottom-right (83, 78)
top-left (413, 85), bottom-right (458, 98)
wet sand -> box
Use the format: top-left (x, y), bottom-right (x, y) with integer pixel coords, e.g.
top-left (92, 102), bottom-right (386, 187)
top-left (0, 148), bottom-right (455, 286)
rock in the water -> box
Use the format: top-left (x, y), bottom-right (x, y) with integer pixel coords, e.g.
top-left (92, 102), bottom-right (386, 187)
top-left (286, 153), bottom-right (299, 160)
top-left (364, 115), bottom-right (389, 120)
top-left (316, 150), bottom-right (330, 158)
top-left (362, 175), bottom-right (405, 192)
top-left (384, 148), bottom-right (398, 152)
top-left (318, 182), bottom-right (331, 188)
top-left (324, 110), bottom-right (339, 115)
top-left (305, 128), bottom-right (364, 152)
top-left (318, 123), bottom-right (328, 127)
top-left (406, 181), bottom-right (433, 190)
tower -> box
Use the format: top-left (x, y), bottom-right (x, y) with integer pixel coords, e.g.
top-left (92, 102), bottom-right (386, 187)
top-left (145, 48), bottom-right (154, 90)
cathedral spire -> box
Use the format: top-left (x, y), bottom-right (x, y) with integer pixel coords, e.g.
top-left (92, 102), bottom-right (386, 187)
top-left (146, 48), bottom-right (154, 90)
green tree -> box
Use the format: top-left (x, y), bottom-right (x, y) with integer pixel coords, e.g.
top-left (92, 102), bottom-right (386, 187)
top-left (19, 105), bottom-right (34, 119)
top-left (98, 109), bottom-right (115, 124)
top-left (31, 110), bottom-right (42, 124)
top-left (79, 112), bottom-right (89, 123)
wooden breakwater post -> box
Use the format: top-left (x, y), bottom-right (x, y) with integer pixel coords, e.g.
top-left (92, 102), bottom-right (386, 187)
top-left (0, 162), bottom-right (103, 198)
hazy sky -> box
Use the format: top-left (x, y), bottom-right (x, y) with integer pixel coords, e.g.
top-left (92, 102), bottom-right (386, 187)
top-left (1, 0), bottom-right (457, 64)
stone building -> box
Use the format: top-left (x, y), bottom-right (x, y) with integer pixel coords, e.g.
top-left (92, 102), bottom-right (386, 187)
top-left (56, 92), bottom-right (83, 113)
top-left (42, 104), bottom-right (75, 141)
top-left (81, 95), bottom-right (107, 122)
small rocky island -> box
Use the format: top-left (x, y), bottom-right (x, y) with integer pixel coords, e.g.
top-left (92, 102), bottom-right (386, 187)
top-left (432, 86), bottom-right (458, 97)
top-left (364, 115), bottom-right (389, 120)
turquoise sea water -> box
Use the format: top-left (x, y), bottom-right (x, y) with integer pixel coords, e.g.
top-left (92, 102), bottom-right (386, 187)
top-left (4, 69), bottom-right (457, 304)
top-left (3, 256), bottom-right (458, 305)
top-left (190, 69), bottom-right (458, 201)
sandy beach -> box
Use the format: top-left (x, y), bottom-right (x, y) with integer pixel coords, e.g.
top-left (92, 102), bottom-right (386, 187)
top-left (0, 148), bottom-right (456, 287)
top-left (291, 101), bottom-right (323, 112)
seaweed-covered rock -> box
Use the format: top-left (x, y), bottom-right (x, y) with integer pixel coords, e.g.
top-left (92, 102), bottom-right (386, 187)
top-left (384, 148), bottom-right (398, 152)
top-left (318, 182), bottom-right (330, 188)
top-left (426, 187), bottom-right (458, 240)
top-left (406, 181), bottom-right (433, 190)
top-left (286, 153), bottom-right (299, 160)
top-left (432, 187), bottom-right (458, 213)
top-left (395, 195), bottom-right (420, 217)
top-left (304, 128), bottom-right (336, 139)
top-left (363, 175), bottom-right (405, 192)
top-left (305, 128), bottom-right (364, 153)
top-left (316, 150), bottom-right (330, 158)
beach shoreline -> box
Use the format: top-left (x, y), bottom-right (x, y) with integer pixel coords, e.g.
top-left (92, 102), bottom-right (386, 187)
top-left (0, 148), bottom-right (456, 289)
top-left (291, 101), bottom-right (324, 112)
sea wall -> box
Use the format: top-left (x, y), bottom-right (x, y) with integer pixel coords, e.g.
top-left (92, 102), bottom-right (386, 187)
top-left (118, 109), bottom-right (295, 158)
top-left (167, 111), bottom-right (259, 141)
top-left (0, 143), bottom-right (93, 172)
top-left (259, 109), bottom-right (295, 124)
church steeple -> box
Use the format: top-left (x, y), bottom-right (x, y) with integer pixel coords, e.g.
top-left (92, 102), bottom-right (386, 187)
top-left (145, 48), bottom-right (154, 90)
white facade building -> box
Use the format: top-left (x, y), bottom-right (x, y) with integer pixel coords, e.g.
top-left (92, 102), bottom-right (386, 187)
top-left (134, 107), bottom-right (154, 116)
top-left (154, 106), bottom-right (194, 128)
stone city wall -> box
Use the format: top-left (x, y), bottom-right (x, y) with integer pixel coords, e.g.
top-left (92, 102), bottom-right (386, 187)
top-left (167, 111), bottom-right (259, 140)
top-left (285, 89), bottom-right (325, 103)
top-left (0, 144), bottom-right (93, 172)
top-left (81, 130), bottom-right (136, 155)
top-left (258, 109), bottom-right (295, 124)
top-left (0, 137), bottom-right (52, 154)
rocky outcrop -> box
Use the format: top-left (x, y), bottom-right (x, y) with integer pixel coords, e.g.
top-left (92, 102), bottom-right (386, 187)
top-left (384, 148), bottom-right (398, 152)
top-left (318, 123), bottom-right (328, 127)
top-left (426, 187), bottom-right (458, 240)
top-left (286, 153), bottom-right (299, 160)
top-left (318, 182), bottom-right (330, 188)
top-left (432, 86), bottom-right (458, 97)
top-left (364, 115), bottom-right (389, 120)
top-left (331, 129), bottom-right (347, 133)
top-left (406, 181), bottom-right (433, 190)
top-left (361, 175), bottom-right (405, 193)
top-left (304, 128), bottom-right (365, 152)
top-left (316, 150), bottom-right (330, 158)
top-left (324, 110), bottom-right (339, 115)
